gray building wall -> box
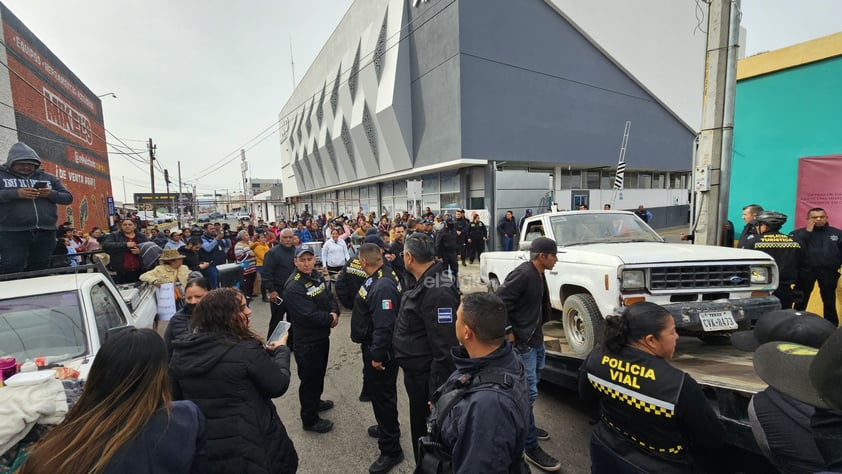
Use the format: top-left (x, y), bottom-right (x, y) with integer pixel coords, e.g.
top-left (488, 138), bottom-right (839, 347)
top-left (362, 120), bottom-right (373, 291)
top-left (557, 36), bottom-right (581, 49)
top-left (408, 0), bottom-right (462, 168)
top-left (457, 0), bottom-right (695, 170)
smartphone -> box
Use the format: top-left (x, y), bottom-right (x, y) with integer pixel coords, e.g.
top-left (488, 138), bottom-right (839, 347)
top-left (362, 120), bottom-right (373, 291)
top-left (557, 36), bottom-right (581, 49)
top-left (33, 182), bottom-right (48, 189)
top-left (273, 296), bottom-right (284, 306)
top-left (268, 321), bottom-right (291, 343)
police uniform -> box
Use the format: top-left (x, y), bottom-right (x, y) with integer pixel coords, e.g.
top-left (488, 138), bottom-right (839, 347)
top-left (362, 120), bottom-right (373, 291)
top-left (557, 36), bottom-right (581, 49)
top-left (350, 264), bottom-right (403, 460)
top-left (284, 264), bottom-right (339, 428)
top-left (467, 220), bottom-right (487, 264)
top-left (745, 230), bottom-right (802, 308)
top-left (334, 257), bottom-right (368, 310)
top-left (791, 224), bottom-right (842, 325)
top-left (579, 346), bottom-right (724, 473)
top-left (393, 261), bottom-right (460, 461)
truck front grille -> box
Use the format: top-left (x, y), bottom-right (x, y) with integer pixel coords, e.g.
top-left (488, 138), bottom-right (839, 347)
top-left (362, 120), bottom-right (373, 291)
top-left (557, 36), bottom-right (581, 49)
top-left (649, 265), bottom-right (752, 291)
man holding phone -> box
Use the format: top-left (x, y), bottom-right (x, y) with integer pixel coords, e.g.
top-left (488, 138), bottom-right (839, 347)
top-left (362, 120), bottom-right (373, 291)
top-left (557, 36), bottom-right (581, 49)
top-left (0, 142), bottom-right (73, 274)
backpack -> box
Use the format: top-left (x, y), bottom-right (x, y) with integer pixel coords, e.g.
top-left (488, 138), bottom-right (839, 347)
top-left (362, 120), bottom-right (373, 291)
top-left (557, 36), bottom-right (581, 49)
top-left (137, 241), bottom-right (162, 271)
top-left (414, 367), bottom-right (522, 474)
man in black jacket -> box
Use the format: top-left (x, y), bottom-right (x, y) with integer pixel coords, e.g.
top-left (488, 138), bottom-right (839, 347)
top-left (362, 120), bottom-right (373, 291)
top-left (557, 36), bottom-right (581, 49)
top-left (792, 207), bottom-right (842, 326)
top-left (435, 218), bottom-right (459, 285)
top-left (738, 204), bottom-right (763, 248)
top-left (262, 229), bottom-right (297, 341)
top-left (390, 224), bottom-right (407, 283)
top-left (497, 211), bottom-right (518, 251)
top-left (285, 244), bottom-right (340, 433)
top-left (453, 209), bottom-right (470, 267)
top-left (393, 233), bottom-right (460, 461)
top-left (496, 237), bottom-right (561, 472)
top-left (351, 243), bottom-right (404, 473)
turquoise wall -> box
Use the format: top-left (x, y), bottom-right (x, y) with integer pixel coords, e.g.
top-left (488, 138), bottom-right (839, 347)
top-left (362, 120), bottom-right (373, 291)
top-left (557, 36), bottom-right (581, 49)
top-left (730, 56), bottom-right (842, 234)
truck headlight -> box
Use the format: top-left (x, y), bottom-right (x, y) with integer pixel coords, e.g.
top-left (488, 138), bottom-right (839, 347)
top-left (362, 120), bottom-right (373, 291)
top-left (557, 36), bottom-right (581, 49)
top-left (621, 270), bottom-right (645, 290)
top-left (750, 266), bottom-right (770, 284)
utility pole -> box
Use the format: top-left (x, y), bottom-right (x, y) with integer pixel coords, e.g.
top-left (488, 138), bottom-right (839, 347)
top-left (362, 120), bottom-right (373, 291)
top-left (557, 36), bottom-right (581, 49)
top-left (164, 169), bottom-right (172, 223)
top-left (148, 138), bottom-right (157, 218)
top-left (240, 149), bottom-right (249, 214)
top-left (692, 0), bottom-right (741, 245)
top-left (177, 161), bottom-right (183, 228)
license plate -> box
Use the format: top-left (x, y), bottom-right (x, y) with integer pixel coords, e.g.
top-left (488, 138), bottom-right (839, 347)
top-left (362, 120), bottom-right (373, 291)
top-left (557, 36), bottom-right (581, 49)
top-left (699, 310), bottom-right (738, 332)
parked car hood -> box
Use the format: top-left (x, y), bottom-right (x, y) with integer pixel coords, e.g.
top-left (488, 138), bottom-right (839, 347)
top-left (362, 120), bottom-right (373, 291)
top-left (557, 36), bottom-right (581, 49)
top-left (571, 242), bottom-right (773, 265)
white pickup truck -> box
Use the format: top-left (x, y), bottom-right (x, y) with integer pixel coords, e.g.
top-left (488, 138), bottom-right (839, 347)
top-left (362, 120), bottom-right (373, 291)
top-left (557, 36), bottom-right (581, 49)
top-left (480, 211), bottom-right (781, 355)
top-left (0, 265), bottom-right (157, 379)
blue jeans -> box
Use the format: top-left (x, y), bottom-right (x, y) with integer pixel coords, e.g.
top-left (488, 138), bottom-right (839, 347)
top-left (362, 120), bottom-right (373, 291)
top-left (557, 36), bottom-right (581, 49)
top-left (502, 236), bottom-right (514, 251)
top-left (518, 343), bottom-right (546, 450)
top-left (0, 229), bottom-right (57, 274)
top-left (202, 265), bottom-right (220, 289)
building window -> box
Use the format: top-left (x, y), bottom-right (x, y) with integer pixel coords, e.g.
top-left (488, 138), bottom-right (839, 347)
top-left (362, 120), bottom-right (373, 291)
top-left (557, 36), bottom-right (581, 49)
top-left (393, 179), bottom-right (406, 196)
top-left (440, 171), bottom-right (459, 193)
top-left (381, 181), bottom-right (393, 198)
top-left (441, 192), bottom-right (460, 210)
top-left (561, 171), bottom-right (581, 189)
top-left (422, 174), bottom-right (440, 194)
top-left (585, 171), bottom-right (600, 189)
top-left (639, 174), bottom-right (652, 189)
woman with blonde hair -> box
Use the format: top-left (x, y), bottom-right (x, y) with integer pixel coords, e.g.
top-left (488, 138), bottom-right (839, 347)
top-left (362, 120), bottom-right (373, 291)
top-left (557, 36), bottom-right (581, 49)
top-left (170, 288), bottom-right (298, 473)
top-left (20, 328), bottom-right (206, 473)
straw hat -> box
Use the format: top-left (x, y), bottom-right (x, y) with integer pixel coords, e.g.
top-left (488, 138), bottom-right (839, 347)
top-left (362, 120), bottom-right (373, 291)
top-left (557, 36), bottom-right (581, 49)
top-left (159, 248), bottom-right (185, 262)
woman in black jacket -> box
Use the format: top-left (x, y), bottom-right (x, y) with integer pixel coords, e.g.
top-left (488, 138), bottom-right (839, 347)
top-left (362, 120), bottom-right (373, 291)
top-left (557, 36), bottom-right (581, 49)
top-left (101, 218), bottom-right (149, 283)
top-left (579, 302), bottom-right (724, 473)
top-left (164, 277), bottom-right (211, 359)
top-left (169, 288), bottom-right (298, 473)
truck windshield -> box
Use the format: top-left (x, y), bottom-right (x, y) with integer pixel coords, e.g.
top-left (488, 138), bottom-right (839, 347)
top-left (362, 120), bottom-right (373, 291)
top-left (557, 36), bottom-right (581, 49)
top-left (0, 292), bottom-right (87, 362)
top-left (549, 213), bottom-right (663, 246)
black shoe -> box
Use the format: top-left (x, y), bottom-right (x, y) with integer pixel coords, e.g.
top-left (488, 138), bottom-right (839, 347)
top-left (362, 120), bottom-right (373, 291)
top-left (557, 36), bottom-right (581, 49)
top-left (524, 446), bottom-right (561, 472)
top-left (536, 427), bottom-right (550, 440)
top-left (359, 392), bottom-right (371, 402)
top-left (318, 400), bottom-right (334, 412)
top-left (369, 452), bottom-right (404, 474)
top-left (303, 418), bottom-right (334, 433)
top-left (368, 424), bottom-right (380, 438)
top-left (462, 261), bottom-right (467, 267)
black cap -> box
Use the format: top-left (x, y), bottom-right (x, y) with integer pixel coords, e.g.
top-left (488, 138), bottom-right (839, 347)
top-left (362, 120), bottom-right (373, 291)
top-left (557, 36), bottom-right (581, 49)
top-left (295, 244), bottom-right (315, 258)
top-left (530, 237), bottom-right (557, 254)
top-left (732, 309), bottom-right (835, 351)
top-left (363, 235), bottom-right (390, 250)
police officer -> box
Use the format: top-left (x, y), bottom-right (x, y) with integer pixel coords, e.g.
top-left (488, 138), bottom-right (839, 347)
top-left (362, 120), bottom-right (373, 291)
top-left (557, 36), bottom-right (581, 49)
top-left (496, 237), bottom-right (560, 472)
top-left (336, 234), bottom-right (392, 403)
top-left (262, 228), bottom-right (297, 342)
top-left (284, 244), bottom-right (340, 433)
top-left (579, 302), bottom-right (724, 473)
top-left (351, 243), bottom-right (404, 473)
top-left (435, 217), bottom-right (459, 284)
top-left (453, 209), bottom-right (470, 267)
top-left (744, 211), bottom-right (802, 309)
top-left (417, 292), bottom-right (530, 473)
top-left (792, 207), bottom-right (842, 326)
top-left (467, 213), bottom-right (487, 264)
top-left (393, 233), bottom-right (460, 461)
top-left (738, 204), bottom-right (763, 248)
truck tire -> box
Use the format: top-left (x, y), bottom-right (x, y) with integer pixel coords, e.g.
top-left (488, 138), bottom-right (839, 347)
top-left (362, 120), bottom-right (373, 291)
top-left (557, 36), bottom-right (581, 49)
top-left (488, 276), bottom-right (501, 293)
top-left (563, 294), bottom-right (604, 356)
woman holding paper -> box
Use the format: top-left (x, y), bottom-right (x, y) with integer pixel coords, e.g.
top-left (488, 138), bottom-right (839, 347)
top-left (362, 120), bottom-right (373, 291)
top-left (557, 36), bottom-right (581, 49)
top-left (169, 288), bottom-right (297, 473)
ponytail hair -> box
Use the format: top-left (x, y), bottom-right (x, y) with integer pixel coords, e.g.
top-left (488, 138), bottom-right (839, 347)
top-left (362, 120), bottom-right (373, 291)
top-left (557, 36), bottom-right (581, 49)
top-left (602, 302), bottom-right (672, 354)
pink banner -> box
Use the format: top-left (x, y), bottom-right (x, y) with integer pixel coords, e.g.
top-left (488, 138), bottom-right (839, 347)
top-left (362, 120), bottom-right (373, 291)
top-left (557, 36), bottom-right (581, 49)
top-left (796, 155), bottom-right (842, 224)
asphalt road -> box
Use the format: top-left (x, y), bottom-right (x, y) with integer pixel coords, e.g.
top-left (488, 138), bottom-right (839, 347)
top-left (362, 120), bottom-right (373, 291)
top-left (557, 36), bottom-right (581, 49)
top-left (247, 262), bottom-right (595, 474)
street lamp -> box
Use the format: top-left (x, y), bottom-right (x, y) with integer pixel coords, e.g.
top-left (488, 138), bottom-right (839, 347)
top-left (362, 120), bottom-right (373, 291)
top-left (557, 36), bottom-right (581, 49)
top-left (97, 92), bottom-right (117, 99)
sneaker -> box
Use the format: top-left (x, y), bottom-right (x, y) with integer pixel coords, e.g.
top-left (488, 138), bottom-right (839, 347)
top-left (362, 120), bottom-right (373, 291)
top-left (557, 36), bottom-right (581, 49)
top-left (536, 427), bottom-right (550, 440)
top-left (359, 392), bottom-right (372, 402)
top-left (318, 400), bottom-right (334, 412)
top-left (368, 424), bottom-right (380, 438)
top-left (303, 418), bottom-right (334, 433)
top-left (369, 452), bottom-right (404, 474)
top-left (525, 446), bottom-right (561, 472)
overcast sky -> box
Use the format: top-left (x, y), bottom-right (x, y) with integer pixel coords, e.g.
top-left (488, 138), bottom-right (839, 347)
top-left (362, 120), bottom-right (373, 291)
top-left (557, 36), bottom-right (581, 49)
top-left (2, 0), bottom-right (840, 202)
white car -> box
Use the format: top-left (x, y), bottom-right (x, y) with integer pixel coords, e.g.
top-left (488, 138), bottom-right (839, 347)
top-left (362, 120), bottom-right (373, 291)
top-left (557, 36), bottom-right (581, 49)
top-left (0, 269), bottom-right (156, 380)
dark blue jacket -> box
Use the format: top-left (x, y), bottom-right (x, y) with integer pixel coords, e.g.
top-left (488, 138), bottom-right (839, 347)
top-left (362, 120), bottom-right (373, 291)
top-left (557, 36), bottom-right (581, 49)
top-left (437, 343), bottom-right (529, 473)
top-left (105, 400), bottom-right (207, 473)
top-left (497, 217), bottom-right (517, 239)
top-left (350, 264), bottom-right (401, 362)
top-left (198, 232), bottom-right (231, 266)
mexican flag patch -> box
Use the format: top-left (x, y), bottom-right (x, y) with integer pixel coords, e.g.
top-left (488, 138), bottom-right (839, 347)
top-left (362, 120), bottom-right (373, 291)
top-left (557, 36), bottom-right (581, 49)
top-left (381, 299), bottom-right (394, 310)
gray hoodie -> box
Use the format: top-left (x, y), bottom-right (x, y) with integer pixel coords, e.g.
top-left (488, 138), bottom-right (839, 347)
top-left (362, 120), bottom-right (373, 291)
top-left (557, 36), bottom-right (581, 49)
top-left (0, 142), bottom-right (73, 231)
